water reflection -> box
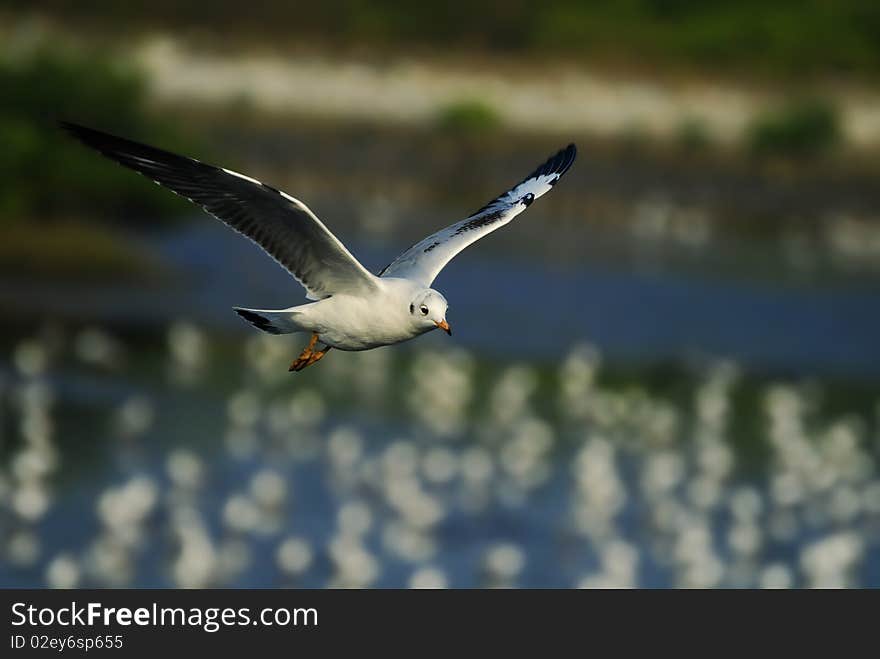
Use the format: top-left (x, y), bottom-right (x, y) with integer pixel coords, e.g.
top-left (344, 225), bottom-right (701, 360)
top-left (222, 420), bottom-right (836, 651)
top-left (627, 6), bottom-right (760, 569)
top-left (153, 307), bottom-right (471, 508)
top-left (1, 109), bottom-right (879, 590)
top-left (1, 317), bottom-right (878, 588)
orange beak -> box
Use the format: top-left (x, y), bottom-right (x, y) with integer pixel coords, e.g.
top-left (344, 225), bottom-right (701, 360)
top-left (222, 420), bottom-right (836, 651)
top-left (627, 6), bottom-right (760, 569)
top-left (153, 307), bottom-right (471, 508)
top-left (435, 319), bottom-right (452, 335)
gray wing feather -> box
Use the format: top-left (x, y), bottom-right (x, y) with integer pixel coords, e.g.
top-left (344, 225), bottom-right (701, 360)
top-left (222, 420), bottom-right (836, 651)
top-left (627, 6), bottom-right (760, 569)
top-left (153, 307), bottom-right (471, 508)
top-left (379, 144), bottom-right (576, 286)
top-left (62, 122), bottom-right (377, 300)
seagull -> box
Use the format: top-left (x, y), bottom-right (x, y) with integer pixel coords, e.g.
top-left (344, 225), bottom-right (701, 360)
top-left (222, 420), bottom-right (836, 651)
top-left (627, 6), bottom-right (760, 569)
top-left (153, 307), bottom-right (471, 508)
top-left (62, 122), bottom-right (576, 372)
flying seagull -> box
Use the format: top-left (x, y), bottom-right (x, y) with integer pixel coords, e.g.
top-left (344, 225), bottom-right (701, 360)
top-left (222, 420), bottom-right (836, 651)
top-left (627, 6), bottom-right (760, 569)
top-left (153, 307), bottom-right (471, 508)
top-left (62, 122), bottom-right (576, 372)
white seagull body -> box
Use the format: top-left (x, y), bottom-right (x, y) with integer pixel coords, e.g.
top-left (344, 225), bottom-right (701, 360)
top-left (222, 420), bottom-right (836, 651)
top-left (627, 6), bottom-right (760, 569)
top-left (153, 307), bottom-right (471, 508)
top-left (62, 122), bottom-right (576, 371)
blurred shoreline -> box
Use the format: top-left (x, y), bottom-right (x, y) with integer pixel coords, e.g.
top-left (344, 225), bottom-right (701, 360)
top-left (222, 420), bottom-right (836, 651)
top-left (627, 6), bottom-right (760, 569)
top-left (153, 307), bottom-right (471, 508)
top-left (4, 14), bottom-right (880, 158)
top-left (135, 36), bottom-right (880, 152)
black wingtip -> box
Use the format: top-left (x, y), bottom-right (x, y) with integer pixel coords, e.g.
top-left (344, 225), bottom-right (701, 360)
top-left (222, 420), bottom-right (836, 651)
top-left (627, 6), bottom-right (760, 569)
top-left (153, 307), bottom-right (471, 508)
top-left (59, 121), bottom-right (130, 154)
top-left (538, 143), bottom-right (576, 177)
top-left (58, 120), bottom-right (95, 143)
top-left (536, 142), bottom-right (577, 186)
top-left (59, 121), bottom-right (121, 159)
top-left (554, 143), bottom-right (577, 175)
top-left (57, 121), bottom-right (212, 187)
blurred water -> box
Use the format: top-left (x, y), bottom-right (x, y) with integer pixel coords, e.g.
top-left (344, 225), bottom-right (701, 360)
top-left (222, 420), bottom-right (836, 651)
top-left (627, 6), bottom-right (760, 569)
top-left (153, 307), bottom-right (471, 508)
top-left (1, 321), bottom-right (878, 588)
top-left (4, 219), bottom-right (879, 376)
top-left (1, 158), bottom-right (879, 588)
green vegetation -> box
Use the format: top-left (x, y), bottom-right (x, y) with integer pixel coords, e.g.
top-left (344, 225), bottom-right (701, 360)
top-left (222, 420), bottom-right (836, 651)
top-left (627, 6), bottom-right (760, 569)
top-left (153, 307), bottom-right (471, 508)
top-left (746, 98), bottom-right (841, 158)
top-left (436, 100), bottom-right (502, 134)
top-left (12, 1), bottom-right (880, 78)
top-left (0, 45), bottom-right (201, 278)
top-left (676, 117), bottom-right (713, 153)
top-left (0, 45), bottom-right (193, 227)
top-left (0, 220), bottom-right (161, 280)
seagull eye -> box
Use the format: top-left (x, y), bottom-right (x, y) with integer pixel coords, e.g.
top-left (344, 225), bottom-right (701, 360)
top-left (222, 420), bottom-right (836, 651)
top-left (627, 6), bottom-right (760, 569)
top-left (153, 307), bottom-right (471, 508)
top-left (420, 305), bottom-right (429, 316)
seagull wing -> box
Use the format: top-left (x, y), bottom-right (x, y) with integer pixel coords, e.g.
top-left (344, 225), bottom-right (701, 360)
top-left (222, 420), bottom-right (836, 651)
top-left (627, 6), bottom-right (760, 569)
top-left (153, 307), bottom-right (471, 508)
top-left (61, 122), bottom-right (378, 300)
top-left (378, 143), bottom-right (576, 286)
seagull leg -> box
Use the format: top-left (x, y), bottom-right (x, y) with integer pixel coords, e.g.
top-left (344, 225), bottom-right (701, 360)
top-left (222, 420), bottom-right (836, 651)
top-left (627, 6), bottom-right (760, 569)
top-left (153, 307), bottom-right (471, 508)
top-left (303, 345), bottom-right (332, 369)
top-left (289, 333), bottom-right (319, 372)
top-left (291, 344), bottom-right (331, 372)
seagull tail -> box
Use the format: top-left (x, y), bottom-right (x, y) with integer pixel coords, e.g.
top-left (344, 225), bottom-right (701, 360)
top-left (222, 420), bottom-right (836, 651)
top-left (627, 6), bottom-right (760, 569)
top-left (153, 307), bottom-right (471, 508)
top-left (233, 307), bottom-right (304, 335)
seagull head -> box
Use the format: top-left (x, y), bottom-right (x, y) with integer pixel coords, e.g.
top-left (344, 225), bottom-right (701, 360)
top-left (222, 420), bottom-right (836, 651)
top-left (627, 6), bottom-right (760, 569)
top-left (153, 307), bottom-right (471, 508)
top-left (409, 289), bottom-right (450, 335)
